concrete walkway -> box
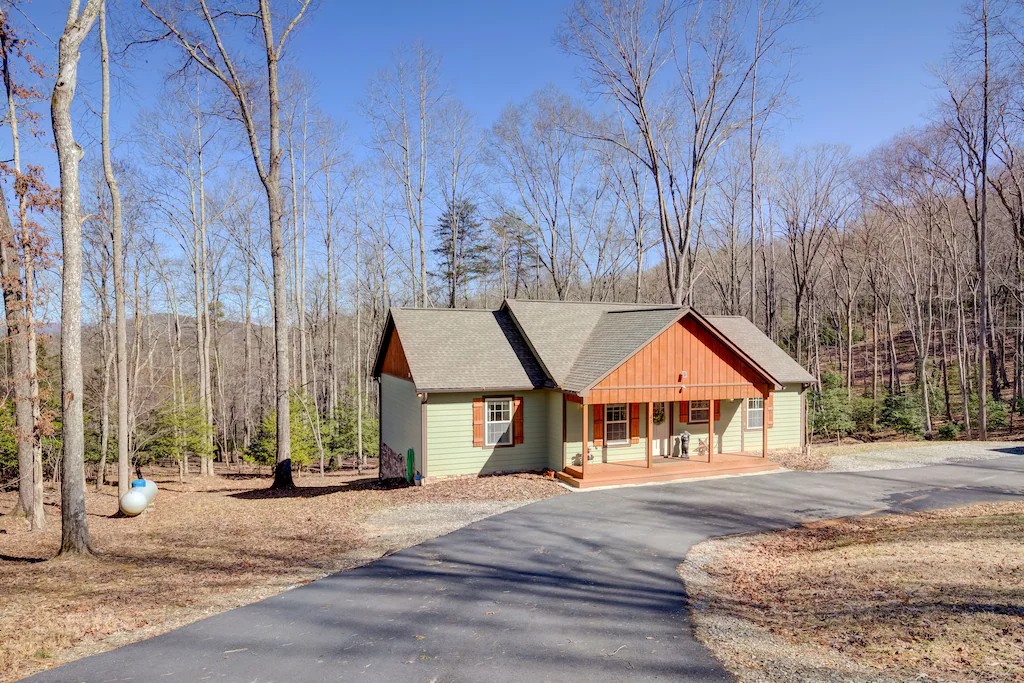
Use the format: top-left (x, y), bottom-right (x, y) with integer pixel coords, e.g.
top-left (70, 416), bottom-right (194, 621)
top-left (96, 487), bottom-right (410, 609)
top-left (27, 443), bottom-right (1023, 683)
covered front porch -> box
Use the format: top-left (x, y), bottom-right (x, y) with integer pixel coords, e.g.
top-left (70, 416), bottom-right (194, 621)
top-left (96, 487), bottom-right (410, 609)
top-left (556, 451), bottom-right (778, 489)
top-left (556, 397), bottom-right (777, 489)
top-left (554, 309), bottom-right (785, 488)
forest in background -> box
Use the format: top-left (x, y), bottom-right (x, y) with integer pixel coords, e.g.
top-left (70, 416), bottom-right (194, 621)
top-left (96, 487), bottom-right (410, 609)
top-left (0, 0), bottom-right (1021, 551)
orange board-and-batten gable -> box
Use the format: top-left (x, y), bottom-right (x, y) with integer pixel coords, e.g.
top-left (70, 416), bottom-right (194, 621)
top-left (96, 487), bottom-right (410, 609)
top-left (584, 316), bottom-right (772, 404)
top-left (380, 327), bottom-right (413, 383)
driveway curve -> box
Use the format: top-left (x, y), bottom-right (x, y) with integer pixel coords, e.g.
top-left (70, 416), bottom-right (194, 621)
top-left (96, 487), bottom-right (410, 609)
top-left (27, 444), bottom-right (1024, 683)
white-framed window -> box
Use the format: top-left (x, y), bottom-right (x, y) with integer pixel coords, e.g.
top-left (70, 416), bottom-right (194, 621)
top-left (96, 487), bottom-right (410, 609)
top-left (689, 400), bottom-right (710, 423)
top-left (485, 398), bottom-right (513, 446)
top-left (605, 403), bottom-right (629, 445)
top-left (746, 397), bottom-right (764, 429)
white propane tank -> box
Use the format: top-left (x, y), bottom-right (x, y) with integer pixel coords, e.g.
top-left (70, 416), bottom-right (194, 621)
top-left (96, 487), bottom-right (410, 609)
top-left (140, 479), bottom-right (158, 503)
top-left (119, 490), bottom-right (148, 516)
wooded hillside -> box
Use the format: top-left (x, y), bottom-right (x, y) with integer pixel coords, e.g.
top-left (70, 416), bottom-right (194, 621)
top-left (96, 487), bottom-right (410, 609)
top-left (0, 1), bottom-right (1020, 549)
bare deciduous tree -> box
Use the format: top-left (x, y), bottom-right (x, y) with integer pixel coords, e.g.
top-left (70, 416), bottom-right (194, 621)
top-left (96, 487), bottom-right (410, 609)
top-left (53, 0), bottom-right (102, 555)
top-left (143, 0), bottom-right (314, 489)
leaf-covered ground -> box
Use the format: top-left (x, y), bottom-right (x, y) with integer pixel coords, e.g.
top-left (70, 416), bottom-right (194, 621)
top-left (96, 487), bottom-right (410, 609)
top-left (682, 503), bottom-right (1024, 682)
top-left (0, 466), bottom-right (563, 682)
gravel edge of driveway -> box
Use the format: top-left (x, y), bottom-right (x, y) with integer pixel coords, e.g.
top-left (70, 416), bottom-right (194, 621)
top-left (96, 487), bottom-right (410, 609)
top-left (824, 441), bottom-right (1022, 472)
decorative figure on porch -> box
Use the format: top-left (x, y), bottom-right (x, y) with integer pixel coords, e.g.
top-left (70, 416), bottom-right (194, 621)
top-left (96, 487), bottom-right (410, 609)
top-left (680, 430), bottom-right (690, 459)
top-left (573, 448), bottom-right (596, 466)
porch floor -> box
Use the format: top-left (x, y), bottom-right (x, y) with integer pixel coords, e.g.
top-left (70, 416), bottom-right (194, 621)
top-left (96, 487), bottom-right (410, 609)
top-left (556, 452), bottom-right (779, 489)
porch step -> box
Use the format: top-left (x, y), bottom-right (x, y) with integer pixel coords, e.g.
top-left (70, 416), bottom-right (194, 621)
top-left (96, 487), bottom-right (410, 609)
top-left (556, 460), bottom-right (779, 489)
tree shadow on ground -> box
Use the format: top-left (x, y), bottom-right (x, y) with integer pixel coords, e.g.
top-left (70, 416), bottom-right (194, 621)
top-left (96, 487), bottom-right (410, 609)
top-left (228, 478), bottom-right (409, 499)
top-left (0, 552), bottom-right (47, 563)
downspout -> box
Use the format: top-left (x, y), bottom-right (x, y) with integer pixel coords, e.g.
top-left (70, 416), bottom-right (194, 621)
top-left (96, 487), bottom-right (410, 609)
top-left (419, 391), bottom-right (428, 484)
top-left (376, 376), bottom-right (382, 479)
top-left (801, 384), bottom-right (810, 453)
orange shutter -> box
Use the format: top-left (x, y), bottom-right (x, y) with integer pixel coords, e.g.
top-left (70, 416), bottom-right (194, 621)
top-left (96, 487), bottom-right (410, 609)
top-left (680, 400), bottom-right (690, 423)
top-left (714, 400), bottom-right (721, 422)
top-left (472, 397), bottom-right (484, 447)
top-left (766, 392), bottom-right (774, 428)
top-left (512, 397), bottom-right (524, 445)
top-left (592, 404), bottom-right (604, 447)
top-left (629, 403), bottom-right (640, 444)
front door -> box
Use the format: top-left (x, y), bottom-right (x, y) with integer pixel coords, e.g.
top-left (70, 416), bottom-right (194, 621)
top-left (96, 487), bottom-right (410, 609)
top-left (651, 402), bottom-right (670, 456)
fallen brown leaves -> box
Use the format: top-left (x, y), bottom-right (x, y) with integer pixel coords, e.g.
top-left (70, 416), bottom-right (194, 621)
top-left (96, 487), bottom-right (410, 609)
top-left (692, 503), bottom-right (1024, 682)
top-left (0, 465), bottom-right (562, 682)
top-left (768, 447), bottom-right (829, 471)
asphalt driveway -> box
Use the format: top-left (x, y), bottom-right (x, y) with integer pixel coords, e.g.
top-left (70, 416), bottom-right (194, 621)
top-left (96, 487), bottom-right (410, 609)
top-left (27, 444), bottom-right (1024, 683)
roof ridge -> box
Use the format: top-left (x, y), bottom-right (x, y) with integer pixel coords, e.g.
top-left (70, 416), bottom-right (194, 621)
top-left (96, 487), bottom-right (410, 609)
top-left (506, 299), bottom-right (668, 306)
top-left (605, 306), bottom-right (683, 313)
top-left (392, 307), bottom-right (497, 312)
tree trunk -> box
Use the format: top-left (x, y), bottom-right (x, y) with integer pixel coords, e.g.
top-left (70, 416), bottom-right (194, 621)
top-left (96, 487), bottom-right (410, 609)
top-left (262, 0), bottom-right (293, 489)
top-left (96, 270), bottom-right (113, 491)
top-left (976, 0), bottom-right (990, 439)
top-left (356, 218), bottom-right (364, 474)
top-left (0, 185), bottom-right (40, 528)
top-left (99, 3), bottom-right (130, 498)
top-left (0, 16), bottom-right (43, 530)
top-left (940, 305), bottom-right (953, 422)
top-left (53, 0), bottom-right (101, 555)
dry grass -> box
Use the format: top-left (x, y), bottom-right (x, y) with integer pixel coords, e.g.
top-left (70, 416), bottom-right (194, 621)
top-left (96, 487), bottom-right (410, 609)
top-left (768, 447), bottom-right (829, 471)
top-left (688, 503), bottom-right (1024, 682)
top-left (0, 465), bottom-right (562, 682)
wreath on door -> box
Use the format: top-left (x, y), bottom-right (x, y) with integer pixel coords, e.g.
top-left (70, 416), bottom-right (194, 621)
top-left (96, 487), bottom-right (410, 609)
top-left (653, 403), bottom-right (666, 425)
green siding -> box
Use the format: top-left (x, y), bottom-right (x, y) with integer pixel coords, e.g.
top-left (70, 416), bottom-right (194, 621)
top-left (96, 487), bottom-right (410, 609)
top-left (415, 385), bottom-right (804, 479)
top-left (425, 390), bottom-right (550, 477)
top-left (565, 400), bottom-right (583, 466)
top-left (591, 403), bottom-right (648, 463)
top-left (380, 374), bottom-right (422, 472)
top-left (563, 403), bottom-right (650, 465)
top-left (718, 400), bottom-right (743, 453)
top-left (672, 402), bottom-right (718, 455)
top-left (546, 391), bottom-right (564, 471)
top-left (768, 384), bottom-right (803, 449)
top-left (736, 386), bottom-right (804, 451)
top-left (669, 394), bottom-right (803, 454)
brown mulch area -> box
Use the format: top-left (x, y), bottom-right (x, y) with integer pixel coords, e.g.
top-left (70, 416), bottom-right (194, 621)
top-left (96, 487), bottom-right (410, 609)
top-left (686, 503), bottom-right (1024, 682)
top-left (768, 447), bottom-right (829, 471)
top-left (0, 465), bottom-right (563, 682)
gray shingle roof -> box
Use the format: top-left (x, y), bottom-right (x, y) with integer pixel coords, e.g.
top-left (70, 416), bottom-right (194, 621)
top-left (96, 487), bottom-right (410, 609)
top-left (562, 307), bottom-right (686, 392)
top-left (705, 316), bottom-right (817, 384)
top-left (503, 299), bottom-right (668, 387)
top-left (377, 300), bottom-right (814, 392)
top-left (389, 308), bottom-right (548, 392)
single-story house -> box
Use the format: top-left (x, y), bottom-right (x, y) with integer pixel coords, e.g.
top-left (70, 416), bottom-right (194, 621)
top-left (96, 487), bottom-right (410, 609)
top-left (372, 300), bottom-right (815, 487)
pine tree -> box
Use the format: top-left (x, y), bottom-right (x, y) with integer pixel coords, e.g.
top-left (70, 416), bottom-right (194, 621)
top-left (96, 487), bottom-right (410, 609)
top-left (431, 198), bottom-right (491, 308)
top-left (244, 395), bottom-right (315, 472)
top-left (491, 211), bottom-right (539, 298)
top-left (327, 385), bottom-right (379, 462)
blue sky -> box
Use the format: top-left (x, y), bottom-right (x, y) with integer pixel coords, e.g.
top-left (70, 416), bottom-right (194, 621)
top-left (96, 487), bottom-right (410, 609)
top-left (288, 0), bottom-right (965, 155)
top-left (18, 0), bottom-right (966, 181)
